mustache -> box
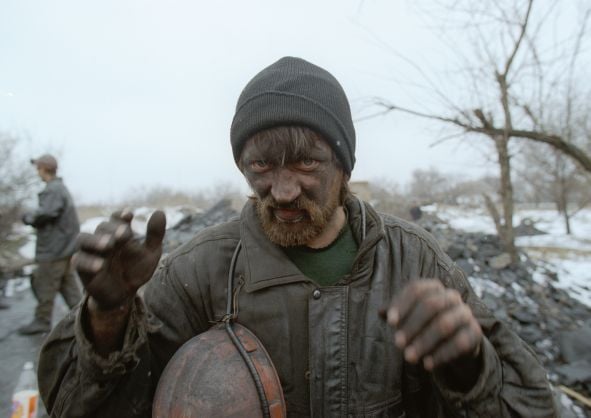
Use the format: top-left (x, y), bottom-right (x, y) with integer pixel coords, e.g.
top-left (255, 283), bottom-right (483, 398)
top-left (260, 195), bottom-right (312, 211)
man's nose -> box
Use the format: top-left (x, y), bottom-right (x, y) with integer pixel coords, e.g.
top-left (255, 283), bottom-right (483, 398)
top-left (271, 169), bottom-right (301, 204)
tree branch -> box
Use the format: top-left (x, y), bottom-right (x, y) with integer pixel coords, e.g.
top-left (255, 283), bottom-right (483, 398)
top-left (503, 0), bottom-right (534, 77)
top-left (372, 101), bottom-right (591, 172)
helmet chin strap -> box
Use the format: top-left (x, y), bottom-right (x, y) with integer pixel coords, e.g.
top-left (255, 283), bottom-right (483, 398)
top-left (223, 241), bottom-right (271, 418)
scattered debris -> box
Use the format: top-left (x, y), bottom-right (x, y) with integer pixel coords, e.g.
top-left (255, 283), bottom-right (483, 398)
top-left (488, 252), bottom-right (512, 270)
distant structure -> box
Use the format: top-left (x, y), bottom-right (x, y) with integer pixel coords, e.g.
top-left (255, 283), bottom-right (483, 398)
top-left (349, 181), bottom-right (372, 202)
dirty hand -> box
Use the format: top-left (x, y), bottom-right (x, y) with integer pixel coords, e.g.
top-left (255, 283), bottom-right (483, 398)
top-left (75, 210), bottom-right (166, 310)
top-left (385, 279), bottom-right (482, 374)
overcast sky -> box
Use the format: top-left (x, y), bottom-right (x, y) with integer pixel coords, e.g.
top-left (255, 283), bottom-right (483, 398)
top-left (1, 1), bottom-right (527, 204)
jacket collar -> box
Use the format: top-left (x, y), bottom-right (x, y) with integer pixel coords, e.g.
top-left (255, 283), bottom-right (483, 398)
top-left (239, 197), bottom-right (385, 293)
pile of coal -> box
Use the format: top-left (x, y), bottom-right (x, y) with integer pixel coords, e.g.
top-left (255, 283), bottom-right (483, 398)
top-left (421, 216), bottom-right (590, 417)
top-left (162, 200), bottom-right (591, 416)
top-left (163, 198), bottom-right (240, 254)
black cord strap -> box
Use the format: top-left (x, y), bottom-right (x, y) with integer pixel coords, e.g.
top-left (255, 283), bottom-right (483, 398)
top-left (224, 241), bottom-right (271, 418)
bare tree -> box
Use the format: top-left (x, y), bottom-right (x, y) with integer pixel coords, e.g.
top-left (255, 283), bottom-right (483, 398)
top-left (0, 132), bottom-right (36, 267)
top-left (516, 106), bottom-right (591, 234)
top-left (121, 182), bottom-right (243, 209)
top-left (368, 179), bottom-right (410, 219)
top-left (363, 0), bottom-right (591, 264)
top-left (407, 167), bottom-right (457, 205)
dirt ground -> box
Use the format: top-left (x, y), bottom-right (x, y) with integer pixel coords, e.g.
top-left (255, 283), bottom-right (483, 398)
top-left (0, 282), bottom-right (69, 417)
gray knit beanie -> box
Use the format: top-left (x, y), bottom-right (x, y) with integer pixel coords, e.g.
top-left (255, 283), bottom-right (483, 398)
top-left (231, 57), bottom-right (356, 174)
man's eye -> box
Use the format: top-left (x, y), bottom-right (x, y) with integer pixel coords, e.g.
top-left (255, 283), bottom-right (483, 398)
top-left (250, 160), bottom-right (270, 172)
top-left (296, 159), bottom-right (319, 170)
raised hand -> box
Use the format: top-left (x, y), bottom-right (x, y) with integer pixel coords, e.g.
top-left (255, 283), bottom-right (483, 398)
top-left (384, 279), bottom-right (483, 387)
top-left (75, 210), bottom-right (166, 310)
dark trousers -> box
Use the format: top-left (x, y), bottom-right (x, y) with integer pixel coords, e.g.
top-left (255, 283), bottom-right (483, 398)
top-left (31, 257), bottom-right (82, 324)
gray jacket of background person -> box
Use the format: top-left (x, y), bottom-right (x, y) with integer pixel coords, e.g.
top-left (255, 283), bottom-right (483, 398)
top-left (38, 198), bottom-right (557, 418)
top-left (24, 177), bottom-right (80, 262)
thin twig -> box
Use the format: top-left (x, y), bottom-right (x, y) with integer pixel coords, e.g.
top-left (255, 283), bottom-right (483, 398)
top-left (557, 385), bottom-right (591, 408)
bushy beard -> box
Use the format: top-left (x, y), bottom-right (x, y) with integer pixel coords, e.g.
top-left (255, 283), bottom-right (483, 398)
top-left (255, 191), bottom-right (340, 247)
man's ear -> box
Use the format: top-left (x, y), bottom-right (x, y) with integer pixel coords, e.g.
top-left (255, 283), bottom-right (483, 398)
top-left (340, 170), bottom-right (350, 185)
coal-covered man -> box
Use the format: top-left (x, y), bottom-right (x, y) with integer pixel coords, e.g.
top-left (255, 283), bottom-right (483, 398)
top-left (38, 57), bottom-right (556, 417)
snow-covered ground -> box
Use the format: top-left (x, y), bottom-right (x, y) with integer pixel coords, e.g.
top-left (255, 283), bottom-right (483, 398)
top-left (426, 205), bottom-right (591, 307)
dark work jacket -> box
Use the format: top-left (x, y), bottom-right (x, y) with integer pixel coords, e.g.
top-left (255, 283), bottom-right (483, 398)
top-left (38, 198), bottom-right (557, 417)
top-left (25, 177), bottom-right (80, 262)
